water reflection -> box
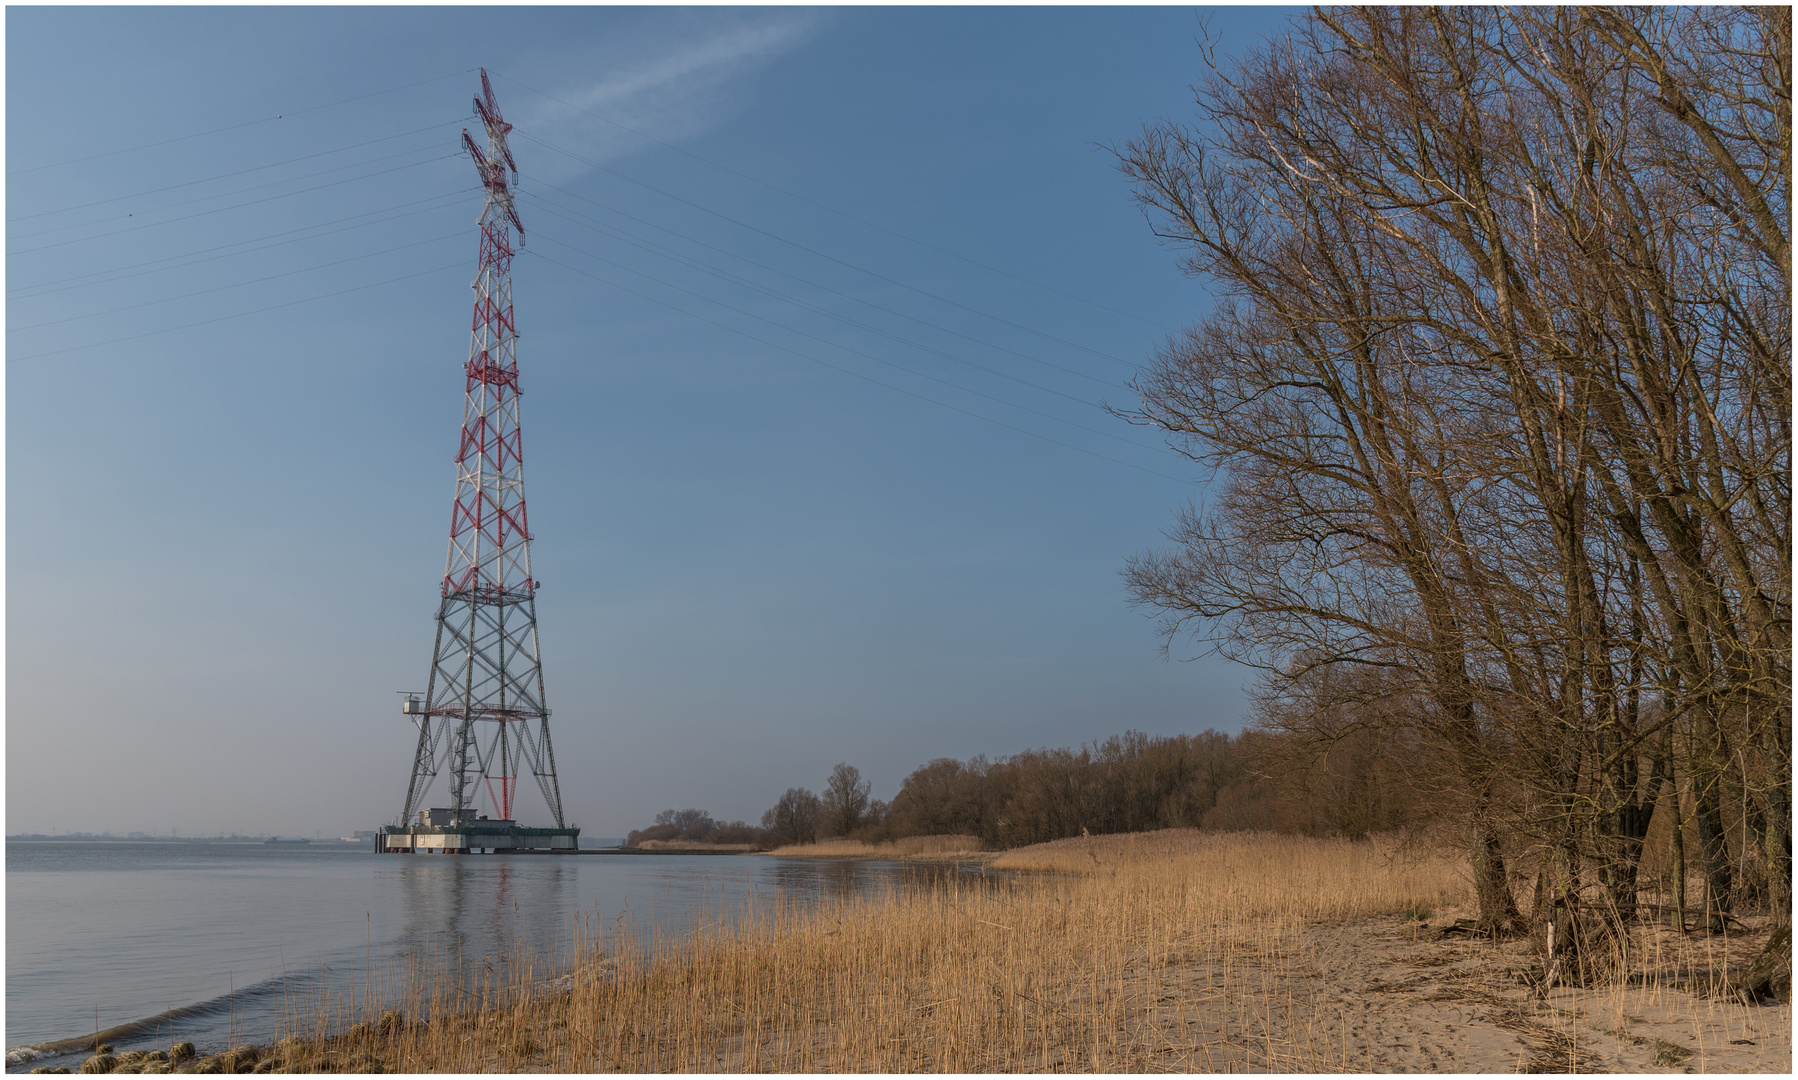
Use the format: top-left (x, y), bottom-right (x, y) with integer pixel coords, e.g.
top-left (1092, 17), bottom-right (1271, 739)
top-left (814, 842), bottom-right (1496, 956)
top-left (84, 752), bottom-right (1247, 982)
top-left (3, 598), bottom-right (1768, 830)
top-left (759, 857), bottom-right (983, 900)
top-left (6, 846), bottom-right (1017, 1069)
top-left (390, 854), bottom-right (994, 980)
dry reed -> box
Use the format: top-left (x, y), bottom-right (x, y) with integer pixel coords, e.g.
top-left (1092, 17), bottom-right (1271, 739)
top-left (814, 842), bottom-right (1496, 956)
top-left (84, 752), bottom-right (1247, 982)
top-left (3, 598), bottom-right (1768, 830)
top-left (229, 830), bottom-right (1789, 1073)
top-left (255, 830), bottom-right (1474, 1072)
top-left (624, 840), bottom-right (757, 852)
top-left (765, 833), bottom-right (988, 859)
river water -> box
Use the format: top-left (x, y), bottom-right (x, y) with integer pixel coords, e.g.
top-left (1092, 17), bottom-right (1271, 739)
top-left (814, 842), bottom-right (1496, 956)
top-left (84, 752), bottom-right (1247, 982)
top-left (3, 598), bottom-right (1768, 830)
top-left (5, 841), bottom-right (965, 1071)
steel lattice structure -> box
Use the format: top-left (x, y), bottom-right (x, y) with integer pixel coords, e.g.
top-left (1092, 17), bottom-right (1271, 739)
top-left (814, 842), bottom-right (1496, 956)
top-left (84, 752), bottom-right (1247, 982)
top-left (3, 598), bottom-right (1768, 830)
top-left (398, 71), bottom-right (567, 832)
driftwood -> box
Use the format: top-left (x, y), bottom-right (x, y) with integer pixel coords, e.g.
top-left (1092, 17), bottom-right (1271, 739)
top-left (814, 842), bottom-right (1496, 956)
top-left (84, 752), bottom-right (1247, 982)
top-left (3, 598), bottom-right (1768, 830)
top-left (1437, 918), bottom-right (1488, 937)
top-left (1604, 900), bottom-right (1750, 933)
top-left (1436, 917), bottom-right (1529, 939)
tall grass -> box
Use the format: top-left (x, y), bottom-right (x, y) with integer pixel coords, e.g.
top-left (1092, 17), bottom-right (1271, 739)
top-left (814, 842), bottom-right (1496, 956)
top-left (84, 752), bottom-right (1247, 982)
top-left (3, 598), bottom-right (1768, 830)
top-left (987, 828), bottom-right (1464, 919)
top-left (249, 830), bottom-right (1469, 1072)
top-left (765, 834), bottom-right (988, 859)
top-left (73, 830), bottom-right (1784, 1074)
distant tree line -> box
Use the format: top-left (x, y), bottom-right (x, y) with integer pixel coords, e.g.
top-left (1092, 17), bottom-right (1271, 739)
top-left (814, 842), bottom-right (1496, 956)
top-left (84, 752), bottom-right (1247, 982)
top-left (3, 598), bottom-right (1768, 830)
top-left (625, 808), bottom-right (759, 847)
top-left (625, 728), bottom-right (1436, 851)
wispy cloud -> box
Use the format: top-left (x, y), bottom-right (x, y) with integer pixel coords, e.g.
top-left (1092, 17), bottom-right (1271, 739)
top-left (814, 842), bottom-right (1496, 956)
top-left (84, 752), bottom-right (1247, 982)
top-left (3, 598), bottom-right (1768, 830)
top-left (510, 11), bottom-right (824, 180)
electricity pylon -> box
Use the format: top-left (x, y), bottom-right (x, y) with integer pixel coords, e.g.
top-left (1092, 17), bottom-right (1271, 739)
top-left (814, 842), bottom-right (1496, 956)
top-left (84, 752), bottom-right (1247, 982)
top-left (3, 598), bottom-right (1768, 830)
top-left (390, 71), bottom-right (570, 849)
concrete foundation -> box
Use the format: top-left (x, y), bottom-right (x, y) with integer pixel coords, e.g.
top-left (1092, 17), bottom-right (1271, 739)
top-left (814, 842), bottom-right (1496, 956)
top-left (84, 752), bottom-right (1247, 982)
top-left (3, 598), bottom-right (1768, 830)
top-left (380, 821), bottom-right (580, 853)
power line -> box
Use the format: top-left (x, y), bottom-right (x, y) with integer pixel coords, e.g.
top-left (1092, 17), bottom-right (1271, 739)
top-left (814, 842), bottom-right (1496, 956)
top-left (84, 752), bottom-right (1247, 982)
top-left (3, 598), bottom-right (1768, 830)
top-left (9, 232), bottom-right (465, 333)
top-left (526, 235), bottom-right (1160, 456)
top-left (525, 201), bottom-right (1123, 415)
top-left (9, 141), bottom-right (459, 243)
top-left (524, 248), bottom-right (1186, 484)
top-left (12, 195), bottom-right (1156, 461)
top-left (6, 262), bottom-right (467, 366)
top-left (510, 127), bottom-right (1142, 370)
top-left (7, 155), bottom-right (464, 258)
top-left (3, 69), bottom-right (1177, 480)
top-left (8, 189), bottom-right (474, 300)
top-left (518, 183), bottom-right (1128, 391)
top-left (8, 69), bottom-right (477, 176)
top-left (488, 68), bottom-right (1175, 335)
top-left (7, 119), bottom-right (470, 225)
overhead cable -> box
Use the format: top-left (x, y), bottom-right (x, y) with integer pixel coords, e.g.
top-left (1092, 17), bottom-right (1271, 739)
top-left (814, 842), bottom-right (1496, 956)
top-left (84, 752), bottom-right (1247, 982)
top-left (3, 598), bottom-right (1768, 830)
top-left (8, 189), bottom-right (474, 300)
top-left (518, 184), bottom-right (1128, 391)
top-left (489, 68), bottom-right (1174, 334)
top-left (525, 248), bottom-right (1186, 484)
top-left (529, 235), bottom-right (1161, 456)
top-left (7, 119), bottom-right (470, 225)
top-left (8, 69), bottom-right (478, 176)
top-left (525, 200), bottom-right (1123, 413)
top-left (7, 155), bottom-right (465, 257)
top-left (11, 139), bottom-right (461, 242)
top-left (9, 232), bottom-right (465, 333)
top-left (6, 262), bottom-right (467, 366)
top-left (510, 127), bottom-right (1140, 370)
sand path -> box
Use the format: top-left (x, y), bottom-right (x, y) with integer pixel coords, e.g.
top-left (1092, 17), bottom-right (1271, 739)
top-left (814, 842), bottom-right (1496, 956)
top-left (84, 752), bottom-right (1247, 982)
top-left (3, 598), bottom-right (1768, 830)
top-left (1136, 911), bottom-right (1790, 1072)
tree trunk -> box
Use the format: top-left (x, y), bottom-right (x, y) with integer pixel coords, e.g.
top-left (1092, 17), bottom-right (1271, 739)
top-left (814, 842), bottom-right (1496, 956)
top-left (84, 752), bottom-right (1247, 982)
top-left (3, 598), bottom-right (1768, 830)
top-left (1671, 779), bottom-right (1689, 931)
top-left (1471, 805), bottom-right (1523, 935)
top-left (1762, 707), bottom-right (1793, 926)
top-left (1693, 711), bottom-right (1736, 929)
top-left (1727, 925), bottom-right (1791, 1003)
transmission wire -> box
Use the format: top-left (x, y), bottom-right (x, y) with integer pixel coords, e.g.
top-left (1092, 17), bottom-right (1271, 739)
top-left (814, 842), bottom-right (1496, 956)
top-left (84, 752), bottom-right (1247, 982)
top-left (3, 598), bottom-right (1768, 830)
top-left (524, 200), bottom-right (1126, 414)
top-left (6, 262), bottom-right (467, 365)
top-left (488, 68), bottom-right (1174, 334)
top-left (8, 69), bottom-right (478, 176)
top-left (525, 248), bottom-right (1186, 484)
top-left (511, 128), bottom-right (1140, 370)
top-left (8, 155), bottom-right (466, 257)
top-left (517, 184), bottom-right (1128, 391)
top-left (8, 189), bottom-right (475, 299)
top-left (9, 232), bottom-right (465, 333)
top-left (8, 119), bottom-right (470, 224)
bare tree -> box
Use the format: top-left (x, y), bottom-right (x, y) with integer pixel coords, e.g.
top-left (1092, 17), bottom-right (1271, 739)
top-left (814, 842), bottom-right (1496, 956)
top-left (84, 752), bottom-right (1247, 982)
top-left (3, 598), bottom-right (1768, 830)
top-left (820, 763), bottom-right (872, 838)
top-left (761, 788), bottom-right (820, 846)
top-left (1118, 6), bottom-right (1788, 943)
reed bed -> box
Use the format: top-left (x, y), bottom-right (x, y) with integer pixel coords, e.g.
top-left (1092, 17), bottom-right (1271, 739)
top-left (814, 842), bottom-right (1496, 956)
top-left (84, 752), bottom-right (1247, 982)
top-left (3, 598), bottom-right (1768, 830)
top-left (57, 831), bottom-right (1787, 1073)
top-left (989, 827), bottom-right (1460, 909)
top-left (242, 830), bottom-right (1472, 1073)
top-left (623, 840), bottom-right (757, 852)
top-left (764, 833), bottom-right (989, 859)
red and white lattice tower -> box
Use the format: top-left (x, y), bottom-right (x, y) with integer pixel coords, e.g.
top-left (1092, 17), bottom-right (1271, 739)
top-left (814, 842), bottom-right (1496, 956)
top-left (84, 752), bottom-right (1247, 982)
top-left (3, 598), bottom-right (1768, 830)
top-left (393, 71), bottom-right (569, 844)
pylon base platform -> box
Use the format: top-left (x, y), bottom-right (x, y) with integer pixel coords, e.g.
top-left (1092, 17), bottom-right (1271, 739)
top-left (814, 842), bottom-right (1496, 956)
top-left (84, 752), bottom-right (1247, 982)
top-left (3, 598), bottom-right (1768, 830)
top-left (380, 822), bottom-right (579, 853)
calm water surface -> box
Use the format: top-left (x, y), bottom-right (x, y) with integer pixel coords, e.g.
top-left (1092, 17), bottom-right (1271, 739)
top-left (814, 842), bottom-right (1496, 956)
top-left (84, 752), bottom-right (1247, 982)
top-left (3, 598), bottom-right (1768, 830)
top-left (5, 841), bottom-right (967, 1070)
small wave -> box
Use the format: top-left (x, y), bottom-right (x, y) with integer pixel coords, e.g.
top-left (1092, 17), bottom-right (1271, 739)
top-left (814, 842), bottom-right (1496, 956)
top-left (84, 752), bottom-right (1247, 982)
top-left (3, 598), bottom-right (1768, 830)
top-left (6, 1047), bottom-right (43, 1065)
top-left (21, 972), bottom-right (318, 1057)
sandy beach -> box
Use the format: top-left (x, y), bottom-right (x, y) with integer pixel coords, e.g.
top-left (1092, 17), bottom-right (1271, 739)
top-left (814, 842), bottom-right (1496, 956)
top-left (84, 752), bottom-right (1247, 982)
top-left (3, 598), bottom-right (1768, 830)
top-left (1130, 907), bottom-right (1788, 1072)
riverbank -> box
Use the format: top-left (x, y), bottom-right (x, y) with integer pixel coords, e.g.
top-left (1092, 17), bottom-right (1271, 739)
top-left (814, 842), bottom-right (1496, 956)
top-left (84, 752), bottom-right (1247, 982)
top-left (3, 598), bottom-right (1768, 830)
top-left (44, 830), bottom-right (1790, 1073)
top-left (761, 834), bottom-right (989, 860)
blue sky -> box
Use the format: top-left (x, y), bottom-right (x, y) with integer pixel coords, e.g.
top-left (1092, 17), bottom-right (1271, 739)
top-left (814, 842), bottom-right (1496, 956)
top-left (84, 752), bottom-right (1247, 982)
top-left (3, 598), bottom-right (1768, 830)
top-left (6, 5), bottom-right (1296, 837)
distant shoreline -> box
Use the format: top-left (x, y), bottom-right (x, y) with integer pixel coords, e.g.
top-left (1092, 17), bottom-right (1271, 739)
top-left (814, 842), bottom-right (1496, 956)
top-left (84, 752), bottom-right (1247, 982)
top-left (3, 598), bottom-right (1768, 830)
top-left (5, 836), bottom-right (359, 844)
top-left (5, 836), bottom-right (633, 848)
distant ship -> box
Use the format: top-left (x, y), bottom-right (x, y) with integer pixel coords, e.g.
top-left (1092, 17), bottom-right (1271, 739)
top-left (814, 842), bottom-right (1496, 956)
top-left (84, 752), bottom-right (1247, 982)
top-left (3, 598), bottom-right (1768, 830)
top-left (263, 837), bottom-right (311, 845)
